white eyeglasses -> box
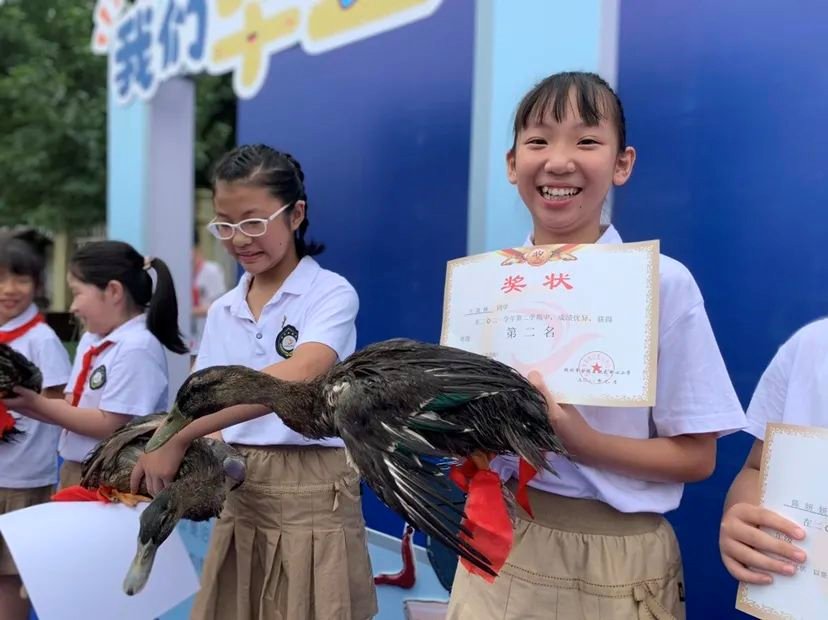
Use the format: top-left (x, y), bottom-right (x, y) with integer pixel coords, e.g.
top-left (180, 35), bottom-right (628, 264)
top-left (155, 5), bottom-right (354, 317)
top-left (206, 203), bottom-right (292, 240)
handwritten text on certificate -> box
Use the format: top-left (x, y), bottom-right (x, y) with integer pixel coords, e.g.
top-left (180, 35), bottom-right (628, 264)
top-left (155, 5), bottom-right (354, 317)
top-left (737, 423), bottom-right (828, 620)
top-left (440, 241), bottom-right (659, 407)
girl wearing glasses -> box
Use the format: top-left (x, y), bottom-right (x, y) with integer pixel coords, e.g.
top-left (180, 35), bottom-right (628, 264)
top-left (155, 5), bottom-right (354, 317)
top-left (131, 144), bottom-right (377, 620)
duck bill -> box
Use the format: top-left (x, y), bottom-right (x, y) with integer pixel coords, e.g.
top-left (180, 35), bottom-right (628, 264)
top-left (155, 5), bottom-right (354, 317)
top-left (144, 406), bottom-right (190, 452)
top-left (122, 539), bottom-right (159, 596)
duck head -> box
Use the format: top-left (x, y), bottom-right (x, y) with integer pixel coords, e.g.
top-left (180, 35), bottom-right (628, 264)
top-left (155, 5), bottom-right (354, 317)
top-left (122, 489), bottom-right (182, 596)
top-left (145, 365), bottom-right (325, 452)
top-left (144, 365), bottom-right (262, 452)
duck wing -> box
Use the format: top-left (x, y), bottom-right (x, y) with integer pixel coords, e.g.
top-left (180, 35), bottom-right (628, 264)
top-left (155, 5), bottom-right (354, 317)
top-left (335, 381), bottom-right (501, 577)
top-left (0, 343), bottom-right (42, 396)
top-left (81, 414), bottom-right (167, 492)
top-left (340, 338), bottom-right (566, 470)
top-left (82, 415), bottom-right (246, 500)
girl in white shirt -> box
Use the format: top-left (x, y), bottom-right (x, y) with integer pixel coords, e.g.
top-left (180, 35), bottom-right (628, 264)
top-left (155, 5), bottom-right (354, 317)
top-left (0, 238), bottom-right (71, 620)
top-left (131, 145), bottom-right (377, 620)
top-left (719, 320), bottom-right (828, 584)
top-left (4, 240), bottom-right (187, 489)
top-left (446, 72), bottom-right (745, 620)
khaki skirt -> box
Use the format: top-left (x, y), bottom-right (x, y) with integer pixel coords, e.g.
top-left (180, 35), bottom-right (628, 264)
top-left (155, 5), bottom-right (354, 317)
top-left (447, 485), bottom-right (685, 620)
top-left (58, 460), bottom-right (83, 490)
top-left (0, 485), bottom-right (54, 575)
top-left (191, 445), bottom-right (378, 620)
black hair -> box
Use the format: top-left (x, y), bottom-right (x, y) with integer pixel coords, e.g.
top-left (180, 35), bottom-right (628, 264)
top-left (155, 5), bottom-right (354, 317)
top-left (512, 71), bottom-right (626, 151)
top-left (210, 144), bottom-right (324, 258)
top-left (0, 238), bottom-right (45, 289)
top-left (69, 241), bottom-right (188, 354)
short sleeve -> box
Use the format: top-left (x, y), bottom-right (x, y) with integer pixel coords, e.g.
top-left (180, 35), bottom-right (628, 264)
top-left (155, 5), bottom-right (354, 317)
top-left (97, 347), bottom-right (168, 416)
top-left (744, 336), bottom-right (796, 440)
top-left (296, 281), bottom-right (359, 361)
top-left (29, 332), bottom-right (72, 388)
top-left (652, 300), bottom-right (746, 437)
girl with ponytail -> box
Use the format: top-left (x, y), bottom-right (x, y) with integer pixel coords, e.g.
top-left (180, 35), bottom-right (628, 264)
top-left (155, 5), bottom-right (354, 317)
top-left (4, 240), bottom-right (187, 489)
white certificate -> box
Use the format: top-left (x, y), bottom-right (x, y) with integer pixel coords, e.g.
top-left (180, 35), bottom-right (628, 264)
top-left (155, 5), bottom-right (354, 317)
top-left (0, 501), bottom-right (200, 620)
top-left (737, 423), bottom-right (828, 619)
top-left (441, 241), bottom-right (659, 407)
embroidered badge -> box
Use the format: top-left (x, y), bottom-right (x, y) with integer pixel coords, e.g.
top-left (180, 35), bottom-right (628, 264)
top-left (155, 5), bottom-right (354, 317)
top-left (275, 324), bottom-right (299, 359)
top-left (89, 365), bottom-right (107, 390)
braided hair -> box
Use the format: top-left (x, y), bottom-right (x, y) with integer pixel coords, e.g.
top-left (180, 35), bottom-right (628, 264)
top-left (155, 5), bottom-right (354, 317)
top-left (210, 144), bottom-right (324, 257)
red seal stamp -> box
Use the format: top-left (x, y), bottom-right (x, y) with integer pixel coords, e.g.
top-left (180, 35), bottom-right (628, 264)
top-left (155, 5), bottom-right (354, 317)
top-left (578, 351), bottom-right (615, 384)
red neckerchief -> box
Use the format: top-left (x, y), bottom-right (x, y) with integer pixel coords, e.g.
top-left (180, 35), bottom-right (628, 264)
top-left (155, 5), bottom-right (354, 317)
top-left (449, 455), bottom-right (538, 581)
top-left (69, 340), bottom-right (114, 406)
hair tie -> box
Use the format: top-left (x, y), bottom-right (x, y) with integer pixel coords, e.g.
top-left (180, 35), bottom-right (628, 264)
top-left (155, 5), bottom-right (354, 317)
top-left (143, 256), bottom-right (154, 271)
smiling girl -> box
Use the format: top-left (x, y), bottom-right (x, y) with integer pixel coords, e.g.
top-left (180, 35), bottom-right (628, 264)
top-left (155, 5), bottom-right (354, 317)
top-left (446, 72), bottom-right (745, 620)
top-left (3, 241), bottom-right (187, 489)
top-left (0, 237), bottom-right (71, 620)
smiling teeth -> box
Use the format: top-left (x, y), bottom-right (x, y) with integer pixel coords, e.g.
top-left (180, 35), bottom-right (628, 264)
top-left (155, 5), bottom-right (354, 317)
top-left (541, 186), bottom-right (580, 199)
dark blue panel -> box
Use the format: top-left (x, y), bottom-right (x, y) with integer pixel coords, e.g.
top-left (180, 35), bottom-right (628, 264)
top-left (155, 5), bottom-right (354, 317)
top-left (618, 2), bottom-right (828, 617)
top-left (237, 2), bottom-right (475, 537)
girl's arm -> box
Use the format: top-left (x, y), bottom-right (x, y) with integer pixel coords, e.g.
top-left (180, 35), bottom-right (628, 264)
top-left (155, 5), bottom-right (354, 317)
top-left (724, 440), bottom-right (763, 509)
top-left (171, 342), bottom-right (337, 442)
top-left (529, 372), bottom-right (716, 482)
top-left (719, 439), bottom-right (806, 583)
top-left (43, 385), bottom-right (67, 399)
top-left (571, 426), bottom-right (716, 482)
top-left (132, 342), bottom-right (337, 495)
top-left (5, 387), bottom-right (131, 439)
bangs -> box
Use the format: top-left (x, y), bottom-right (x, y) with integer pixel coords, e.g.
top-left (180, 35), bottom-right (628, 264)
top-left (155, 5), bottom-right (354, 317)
top-left (512, 72), bottom-right (626, 148)
top-left (0, 238), bottom-right (43, 282)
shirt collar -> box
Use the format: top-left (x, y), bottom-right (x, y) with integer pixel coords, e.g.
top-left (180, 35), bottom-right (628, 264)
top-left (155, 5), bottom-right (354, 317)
top-left (223, 256), bottom-right (320, 318)
top-left (0, 304), bottom-right (39, 331)
top-left (524, 224), bottom-right (623, 246)
top-left (92, 313), bottom-right (145, 344)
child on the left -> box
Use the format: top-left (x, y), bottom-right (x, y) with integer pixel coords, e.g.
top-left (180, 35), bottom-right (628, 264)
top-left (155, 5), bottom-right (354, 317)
top-left (2, 240), bottom-right (187, 491)
top-left (0, 237), bottom-right (71, 620)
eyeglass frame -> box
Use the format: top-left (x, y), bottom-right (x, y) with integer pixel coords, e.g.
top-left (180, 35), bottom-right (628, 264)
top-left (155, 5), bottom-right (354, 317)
top-left (205, 202), bottom-right (294, 240)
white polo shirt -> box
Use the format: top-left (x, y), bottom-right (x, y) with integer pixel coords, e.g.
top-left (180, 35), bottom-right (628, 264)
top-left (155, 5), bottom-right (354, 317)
top-left (59, 314), bottom-right (169, 463)
top-left (195, 256), bottom-right (358, 447)
top-left (745, 319), bottom-right (828, 438)
top-left (0, 304), bottom-right (72, 488)
top-left (494, 225), bottom-right (746, 513)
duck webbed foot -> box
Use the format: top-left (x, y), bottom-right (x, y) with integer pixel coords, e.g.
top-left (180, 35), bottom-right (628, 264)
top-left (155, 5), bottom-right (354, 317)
top-left (99, 488), bottom-right (152, 507)
top-left (468, 451), bottom-right (493, 470)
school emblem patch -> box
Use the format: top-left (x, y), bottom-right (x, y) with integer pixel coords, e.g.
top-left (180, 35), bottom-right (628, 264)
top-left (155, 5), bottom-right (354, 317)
top-left (276, 324), bottom-right (299, 359)
top-left (89, 365), bottom-right (107, 390)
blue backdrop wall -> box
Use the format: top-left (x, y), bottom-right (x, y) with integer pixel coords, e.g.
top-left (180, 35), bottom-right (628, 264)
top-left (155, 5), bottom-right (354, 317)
top-left (237, 0), bottom-right (475, 541)
top-left (230, 0), bottom-right (828, 616)
top-left (616, 1), bottom-right (828, 617)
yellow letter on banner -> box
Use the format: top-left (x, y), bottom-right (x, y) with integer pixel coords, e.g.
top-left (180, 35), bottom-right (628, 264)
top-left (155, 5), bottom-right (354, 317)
top-left (303, 0), bottom-right (443, 54)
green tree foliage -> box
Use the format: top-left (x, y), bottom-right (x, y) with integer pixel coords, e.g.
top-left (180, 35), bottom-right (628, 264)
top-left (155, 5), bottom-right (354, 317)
top-left (0, 0), bottom-right (108, 231)
top-left (0, 0), bottom-right (235, 232)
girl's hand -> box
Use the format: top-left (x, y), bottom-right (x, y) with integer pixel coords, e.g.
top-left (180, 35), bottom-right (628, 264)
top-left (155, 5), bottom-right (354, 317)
top-left (130, 437), bottom-right (188, 497)
top-left (720, 502), bottom-right (806, 584)
top-left (527, 371), bottom-right (596, 457)
top-left (3, 386), bottom-right (47, 416)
